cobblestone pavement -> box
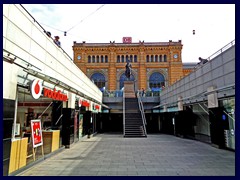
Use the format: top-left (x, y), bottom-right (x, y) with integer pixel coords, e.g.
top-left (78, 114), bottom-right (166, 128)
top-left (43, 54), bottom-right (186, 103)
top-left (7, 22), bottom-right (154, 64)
top-left (17, 134), bottom-right (235, 176)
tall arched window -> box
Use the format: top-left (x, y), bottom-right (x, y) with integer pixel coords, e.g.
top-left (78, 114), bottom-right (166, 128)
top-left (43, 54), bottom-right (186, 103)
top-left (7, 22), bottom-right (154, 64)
top-left (151, 55), bottom-right (154, 62)
top-left (130, 55), bottom-right (133, 62)
top-left (117, 55), bottom-right (120, 63)
top-left (121, 55), bottom-right (124, 63)
top-left (92, 56), bottom-right (95, 63)
top-left (96, 55), bottom-right (99, 63)
top-left (164, 55), bottom-right (167, 62)
top-left (149, 72), bottom-right (165, 91)
top-left (159, 55), bottom-right (162, 62)
top-left (146, 55), bottom-right (149, 62)
top-left (155, 55), bottom-right (158, 62)
top-left (88, 56), bottom-right (91, 63)
top-left (101, 55), bottom-right (104, 63)
top-left (105, 55), bottom-right (108, 63)
top-left (90, 73), bottom-right (106, 91)
top-left (119, 73), bottom-right (135, 90)
top-left (134, 55), bottom-right (137, 62)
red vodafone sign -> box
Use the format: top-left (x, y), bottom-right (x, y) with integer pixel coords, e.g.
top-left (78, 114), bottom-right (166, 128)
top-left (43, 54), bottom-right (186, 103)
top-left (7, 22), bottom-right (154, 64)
top-left (30, 79), bottom-right (43, 99)
top-left (30, 79), bottom-right (68, 101)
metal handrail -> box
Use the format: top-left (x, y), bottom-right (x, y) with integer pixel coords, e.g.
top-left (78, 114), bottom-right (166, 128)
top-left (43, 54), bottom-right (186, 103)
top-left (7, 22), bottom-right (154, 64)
top-left (137, 90), bottom-right (147, 136)
top-left (123, 90), bottom-right (125, 136)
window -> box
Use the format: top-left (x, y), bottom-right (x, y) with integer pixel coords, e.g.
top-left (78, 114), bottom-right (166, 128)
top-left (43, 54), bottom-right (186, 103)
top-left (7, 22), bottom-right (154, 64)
top-left (92, 56), bottom-right (95, 63)
top-left (151, 55), bottom-right (154, 62)
top-left (159, 55), bottom-right (162, 62)
top-left (101, 55), bottom-right (104, 63)
top-left (105, 55), bottom-right (108, 63)
top-left (164, 55), bottom-right (167, 62)
top-left (96, 56), bottom-right (99, 63)
top-left (126, 55), bottom-right (129, 62)
top-left (134, 55), bottom-right (137, 62)
top-left (149, 72), bottom-right (165, 91)
top-left (146, 55), bottom-right (149, 62)
top-left (90, 73), bottom-right (106, 91)
top-left (155, 55), bottom-right (158, 62)
top-left (117, 55), bottom-right (120, 63)
top-left (121, 55), bottom-right (124, 63)
top-left (130, 55), bottom-right (133, 62)
top-left (119, 73), bottom-right (135, 90)
top-left (88, 56), bottom-right (91, 63)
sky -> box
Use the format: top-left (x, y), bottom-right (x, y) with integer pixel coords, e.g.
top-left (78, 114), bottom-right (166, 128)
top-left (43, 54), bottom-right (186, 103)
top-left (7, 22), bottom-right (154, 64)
top-left (22, 4), bottom-right (235, 63)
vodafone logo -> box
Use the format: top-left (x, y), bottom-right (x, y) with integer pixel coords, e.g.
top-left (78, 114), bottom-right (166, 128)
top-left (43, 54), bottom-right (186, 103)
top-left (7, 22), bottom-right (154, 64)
top-left (30, 79), bottom-right (43, 99)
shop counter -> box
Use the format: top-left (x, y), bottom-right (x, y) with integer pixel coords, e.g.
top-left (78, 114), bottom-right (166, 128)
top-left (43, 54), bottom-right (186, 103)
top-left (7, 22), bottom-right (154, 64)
top-left (42, 130), bottom-right (60, 154)
top-left (8, 137), bottom-right (28, 174)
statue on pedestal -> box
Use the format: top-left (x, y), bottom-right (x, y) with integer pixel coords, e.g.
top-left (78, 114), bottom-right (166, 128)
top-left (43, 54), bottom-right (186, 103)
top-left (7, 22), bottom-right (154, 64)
top-left (125, 60), bottom-right (132, 80)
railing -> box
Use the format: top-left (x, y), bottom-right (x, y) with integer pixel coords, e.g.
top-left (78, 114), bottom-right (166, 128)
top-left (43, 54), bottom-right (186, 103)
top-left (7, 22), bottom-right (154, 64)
top-left (137, 90), bottom-right (147, 136)
top-left (123, 90), bottom-right (125, 136)
top-left (103, 89), bottom-right (162, 97)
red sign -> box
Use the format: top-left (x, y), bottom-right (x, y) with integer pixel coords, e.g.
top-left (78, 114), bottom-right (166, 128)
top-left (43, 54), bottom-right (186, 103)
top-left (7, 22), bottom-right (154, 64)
top-left (30, 119), bottom-right (43, 148)
top-left (95, 105), bottom-right (100, 110)
top-left (30, 79), bottom-right (68, 101)
top-left (43, 88), bottom-right (68, 101)
top-left (123, 37), bottom-right (132, 43)
top-left (82, 100), bottom-right (90, 107)
top-left (30, 79), bottom-right (43, 99)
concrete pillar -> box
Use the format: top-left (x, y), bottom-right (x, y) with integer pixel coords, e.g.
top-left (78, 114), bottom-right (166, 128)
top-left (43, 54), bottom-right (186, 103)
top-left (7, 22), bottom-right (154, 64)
top-left (207, 86), bottom-right (219, 108)
top-left (178, 96), bottom-right (183, 111)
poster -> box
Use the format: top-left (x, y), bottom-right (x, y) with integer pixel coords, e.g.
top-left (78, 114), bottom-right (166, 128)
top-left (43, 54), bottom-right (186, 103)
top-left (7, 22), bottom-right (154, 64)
top-left (30, 119), bottom-right (43, 148)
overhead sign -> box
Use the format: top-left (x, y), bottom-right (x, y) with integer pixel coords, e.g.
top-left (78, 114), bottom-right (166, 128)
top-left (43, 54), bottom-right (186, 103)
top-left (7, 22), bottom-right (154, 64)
top-left (123, 37), bottom-right (132, 43)
top-left (30, 79), bottom-right (43, 99)
top-left (30, 79), bottom-right (68, 101)
top-left (30, 119), bottom-right (43, 148)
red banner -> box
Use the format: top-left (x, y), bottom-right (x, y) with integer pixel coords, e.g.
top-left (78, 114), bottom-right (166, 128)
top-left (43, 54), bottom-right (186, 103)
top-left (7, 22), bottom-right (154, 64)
top-left (31, 119), bottom-right (43, 148)
top-left (123, 37), bottom-right (132, 43)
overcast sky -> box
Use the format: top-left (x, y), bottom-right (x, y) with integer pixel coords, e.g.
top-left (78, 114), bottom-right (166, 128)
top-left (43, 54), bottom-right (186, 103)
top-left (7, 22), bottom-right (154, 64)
top-left (22, 4), bottom-right (235, 62)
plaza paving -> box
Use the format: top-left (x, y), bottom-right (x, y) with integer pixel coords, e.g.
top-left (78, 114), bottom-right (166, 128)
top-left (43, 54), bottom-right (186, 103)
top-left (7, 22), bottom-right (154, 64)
top-left (17, 134), bottom-right (235, 176)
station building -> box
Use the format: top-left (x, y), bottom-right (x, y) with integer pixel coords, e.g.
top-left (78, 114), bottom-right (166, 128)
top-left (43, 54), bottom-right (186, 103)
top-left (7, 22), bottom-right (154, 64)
top-left (73, 40), bottom-right (195, 92)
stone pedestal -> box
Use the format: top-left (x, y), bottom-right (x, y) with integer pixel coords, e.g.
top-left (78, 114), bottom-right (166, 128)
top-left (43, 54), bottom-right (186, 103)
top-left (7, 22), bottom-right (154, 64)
top-left (124, 81), bottom-right (135, 98)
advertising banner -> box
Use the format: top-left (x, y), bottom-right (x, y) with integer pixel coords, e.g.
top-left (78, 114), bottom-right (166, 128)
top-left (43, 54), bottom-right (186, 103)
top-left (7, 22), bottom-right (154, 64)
top-left (30, 119), bottom-right (43, 148)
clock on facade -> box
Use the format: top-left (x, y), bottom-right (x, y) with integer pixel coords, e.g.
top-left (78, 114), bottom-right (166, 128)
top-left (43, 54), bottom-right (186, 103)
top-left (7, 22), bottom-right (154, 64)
top-left (173, 54), bottom-right (178, 59)
top-left (77, 55), bottom-right (81, 60)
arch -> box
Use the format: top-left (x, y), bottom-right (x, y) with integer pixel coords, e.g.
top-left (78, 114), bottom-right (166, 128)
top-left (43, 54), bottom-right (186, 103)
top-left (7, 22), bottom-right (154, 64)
top-left (88, 55), bottom-right (91, 63)
top-left (105, 55), bottom-right (108, 63)
top-left (149, 72), bottom-right (165, 91)
top-left (119, 73), bottom-right (135, 90)
top-left (92, 56), bottom-right (95, 63)
top-left (117, 55), bottom-right (120, 63)
top-left (96, 55), bottom-right (99, 63)
top-left (134, 55), bottom-right (137, 62)
top-left (164, 55), bottom-right (167, 62)
top-left (146, 55), bottom-right (149, 62)
top-left (121, 55), bottom-right (124, 63)
top-left (155, 55), bottom-right (158, 62)
top-left (101, 55), bottom-right (104, 63)
top-left (90, 72), bottom-right (106, 91)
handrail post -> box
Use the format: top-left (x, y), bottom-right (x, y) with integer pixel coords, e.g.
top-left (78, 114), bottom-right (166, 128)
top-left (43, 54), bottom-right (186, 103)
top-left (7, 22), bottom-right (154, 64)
top-left (123, 91), bottom-right (125, 137)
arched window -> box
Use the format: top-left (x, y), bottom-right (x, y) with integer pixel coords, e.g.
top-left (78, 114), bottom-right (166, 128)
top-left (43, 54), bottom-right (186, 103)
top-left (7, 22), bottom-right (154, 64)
top-left (134, 55), bottom-right (137, 62)
top-left (117, 55), bottom-right (120, 63)
top-left (130, 55), bottom-right (133, 62)
top-left (149, 72), bottom-right (165, 91)
top-left (88, 56), bottom-right (91, 63)
top-left (164, 55), bottom-right (167, 62)
top-left (121, 55), bottom-right (124, 63)
top-left (146, 55), bottom-right (149, 62)
top-left (96, 55), bottom-right (99, 63)
top-left (101, 55), bottom-right (104, 63)
top-left (105, 55), bottom-right (108, 63)
top-left (126, 55), bottom-right (129, 62)
top-left (159, 55), bottom-right (162, 62)
top-left (119, 73), bottom-right (135, 90)
top-left (155, 55), bottom-right (158, 62)
top-left (92, 56), bottom-right (95, 63)
top-left (90, 73), bottom-right (106, 91)
top-left (151, 55), bottom-right (154, 62)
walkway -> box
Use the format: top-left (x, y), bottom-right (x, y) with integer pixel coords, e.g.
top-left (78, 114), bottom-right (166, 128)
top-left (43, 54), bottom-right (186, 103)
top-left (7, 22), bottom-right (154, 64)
top-left (17, 134), bottom-right (235, 176)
